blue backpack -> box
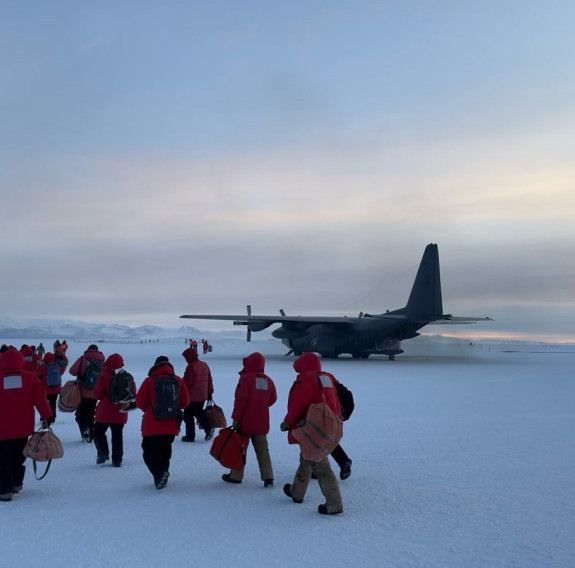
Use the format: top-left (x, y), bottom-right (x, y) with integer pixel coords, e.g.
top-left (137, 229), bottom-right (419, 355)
top-left (45, 362), bottom-right (62, 387)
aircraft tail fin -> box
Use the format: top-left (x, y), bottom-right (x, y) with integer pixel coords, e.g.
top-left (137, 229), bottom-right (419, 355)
top-left (402, 243), bottom-right (443, 317)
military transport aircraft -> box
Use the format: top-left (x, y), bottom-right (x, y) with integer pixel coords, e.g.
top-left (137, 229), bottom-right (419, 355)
top-left (180, 243), bottom-right (491, 360)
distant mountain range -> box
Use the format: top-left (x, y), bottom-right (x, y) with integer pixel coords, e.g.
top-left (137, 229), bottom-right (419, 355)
top-left (0, 317), bottom-right (248, 341)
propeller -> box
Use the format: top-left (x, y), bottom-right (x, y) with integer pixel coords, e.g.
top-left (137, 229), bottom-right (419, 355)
top-left (246, 305), bottom-right (252, 342)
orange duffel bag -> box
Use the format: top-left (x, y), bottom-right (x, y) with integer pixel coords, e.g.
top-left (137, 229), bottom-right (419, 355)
top-left (209, 427), bottom-right (248, 470)
top-left (291, 399), bottom-right (343, 463)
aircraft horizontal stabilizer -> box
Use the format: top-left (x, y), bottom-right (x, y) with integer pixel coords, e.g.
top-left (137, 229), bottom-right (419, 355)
top-left (427, 316), bottom-right (493, 325)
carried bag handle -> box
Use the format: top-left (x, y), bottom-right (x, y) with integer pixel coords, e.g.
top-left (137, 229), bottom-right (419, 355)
top-left (31, 425), bottom-right (54, 481)
top-left (32, 457), bottom-right (53, 481)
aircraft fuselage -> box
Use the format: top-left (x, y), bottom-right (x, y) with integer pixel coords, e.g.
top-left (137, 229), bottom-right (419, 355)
top-left (275, 317), bottom-right (421, 358)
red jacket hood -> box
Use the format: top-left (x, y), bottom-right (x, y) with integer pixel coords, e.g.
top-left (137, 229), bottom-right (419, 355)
top-left (148, 362), bottom-right (175, 376)
top-left (0, 347), bottom-right (24, 372)
top-left (104, 353), bottom-right (124, 371)
top-left (293, 352), bottom-right (321, 374)
top-left (43, 352), bottom-right (55, 363)
top-left (240, 352), bottom-right (265, 374)
top-left (182, 347), bottom-right (198, 364)
top-left (20, 345), bottom-right (34, 358)
top-left (83, 347), bottom-right (102, 359)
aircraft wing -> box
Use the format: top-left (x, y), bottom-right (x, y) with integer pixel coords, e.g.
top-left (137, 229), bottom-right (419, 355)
top-left (180, 314), bottom-right (356, 325)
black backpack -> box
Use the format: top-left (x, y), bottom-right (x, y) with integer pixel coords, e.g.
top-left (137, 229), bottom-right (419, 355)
top-left (335, 382), bottom-right (355, 421)
top-left (81, 358), bottom-right (102, 389)
top-left (152, 374), bottom-right (180, 419)
top-left (109, 370), bottom-right (136, 404)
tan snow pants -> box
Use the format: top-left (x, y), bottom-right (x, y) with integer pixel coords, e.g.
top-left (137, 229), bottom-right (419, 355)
top-left (290, 453), bottom-right (343, 513)
top-left (228, 433), bottom-right (274, 482)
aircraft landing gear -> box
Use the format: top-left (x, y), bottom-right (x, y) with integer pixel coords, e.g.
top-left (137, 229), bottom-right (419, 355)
top-left (320, 351), bottom-right (339, 359)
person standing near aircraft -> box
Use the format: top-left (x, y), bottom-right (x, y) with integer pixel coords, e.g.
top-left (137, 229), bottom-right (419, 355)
top-left (281, 352), bottom-right (343, 515)
top-left (221, 352), bottom-right (276, 487)
top-left (181, 347), bottom-right (214, 442)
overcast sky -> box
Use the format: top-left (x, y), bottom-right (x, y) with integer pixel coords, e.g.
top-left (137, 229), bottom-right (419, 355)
top-left (1, 2), bottom-right (574, 341)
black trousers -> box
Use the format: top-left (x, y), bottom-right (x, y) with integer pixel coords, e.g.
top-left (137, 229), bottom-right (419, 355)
top-left (47, 393), bottom-right (59, 424)
top-left (93, 423), bottom-right (125, 463)
top-left (141, 434), bottom-right (175, 484)
top-left (0, 438), bottom-right (27, 495)
top-left (75, 398), bottom-right (97, 436)
top-left (183, 401), bottom-right (211, 439)
top-left (331, 444), bottom-right (351, 469)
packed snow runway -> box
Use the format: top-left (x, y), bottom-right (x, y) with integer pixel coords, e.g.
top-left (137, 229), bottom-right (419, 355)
top-left (3, 337), bottom-right (574, 568)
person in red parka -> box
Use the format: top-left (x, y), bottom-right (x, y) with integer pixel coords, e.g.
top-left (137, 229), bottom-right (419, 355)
top-left (53, 341), bottom-right (69, 376)
top-left (69, 344), bottom-right (105, 443)
top-left (93, 353), bottom-right (133, 467)
top-left (181, 347), bottom-right (214, 442)
top-left (39, 352), bottom-right (63, 425)
top-left (20, 345), bottom-right (39, 374)
top-left (221, 352), bottom-right (277, 487)
top-left (135, 356), bottom-right (189, 490)
top-left (0, 346), bottom-right (53, 502)
top-left (280, 352), bottom-right (344, 515)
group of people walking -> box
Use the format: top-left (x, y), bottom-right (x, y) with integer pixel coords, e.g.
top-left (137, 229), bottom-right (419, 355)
top-left (0, 341), bottom-right (350, 515)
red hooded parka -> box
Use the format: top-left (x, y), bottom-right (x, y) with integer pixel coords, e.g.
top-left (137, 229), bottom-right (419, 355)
top-left (284, 352), bottom-right (341, 445)
top-left (39, 352), bottom-right (62, 396)
top-left (135, 361), bottom-right (190, 436)
top-left (94, 353), bottom-right (129, 424)
top-left (69, 346), bottom-right (105, 400)
top-left (231, 352), bottom-right (277, 435)
top-left (0, 347), bottom-right (53, 440)
top-left (182, 347), bottom-right (213, 402)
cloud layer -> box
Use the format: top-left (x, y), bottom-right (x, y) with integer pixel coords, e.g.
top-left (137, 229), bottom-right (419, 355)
top-left (1, 2), bottom-right (574, 340)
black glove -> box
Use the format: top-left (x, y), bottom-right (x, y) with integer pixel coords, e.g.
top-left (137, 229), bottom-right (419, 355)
top-left (280, 421), bottom-right (290, 432)
top-left (41, 419), bottom-right (50, 428)
top-left (207, 393), bottom-right (213, 402)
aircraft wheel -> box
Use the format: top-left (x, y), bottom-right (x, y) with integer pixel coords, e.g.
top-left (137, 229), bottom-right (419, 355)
top-left (352, 353), bottom-right (361, 359)
top-left (320, 352), bottom-right (339, 359)
top-left (360, 353), bottom-right (370, 359)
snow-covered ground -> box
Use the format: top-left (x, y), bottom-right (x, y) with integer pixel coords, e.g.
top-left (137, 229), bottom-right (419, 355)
top-left (3, 337), bottom-right (574, 568)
